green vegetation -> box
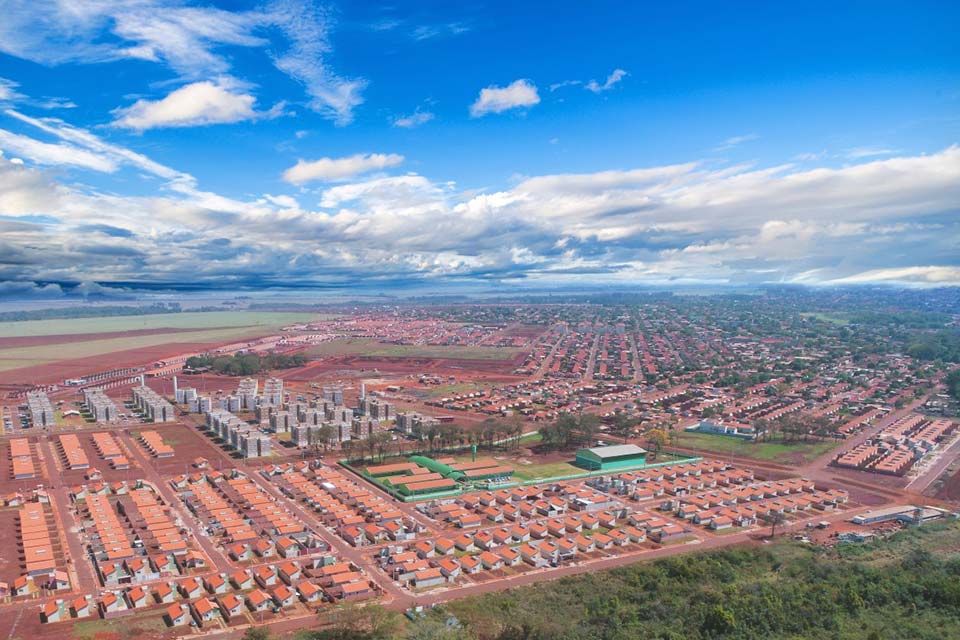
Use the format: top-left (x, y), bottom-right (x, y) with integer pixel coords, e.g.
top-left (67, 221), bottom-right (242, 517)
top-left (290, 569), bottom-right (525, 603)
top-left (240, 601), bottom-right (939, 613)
top-left (0, 303), bottom-right (184, 322)
top-left (185, 351), bottom-right (306, 375)
top-left (948, 369), bottom-right (960, 402)
top-left (509, 459), bottom-right (589, 481)
top-left (799, 312), bottom-right (851, 326)
top-left (429, 522), bottom-right (960, 640)
top-left (906, 329), bottom-right (960, 363)
top-left (673, 430), bottom-right (837, 463)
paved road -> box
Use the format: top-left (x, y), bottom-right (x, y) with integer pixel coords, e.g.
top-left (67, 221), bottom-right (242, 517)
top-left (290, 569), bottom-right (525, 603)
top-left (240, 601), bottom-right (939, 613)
top-left (582, 333), bottom-right (601, 383)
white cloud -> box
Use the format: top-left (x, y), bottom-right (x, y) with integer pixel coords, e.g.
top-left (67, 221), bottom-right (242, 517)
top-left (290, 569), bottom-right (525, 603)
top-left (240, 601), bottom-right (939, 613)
top-left (470, 79), bottom-right (540, 117)
top-left (713, 133), bottom-right (760, 151)
top-left (393, 110), bottom-right (435, 128)
top-left (5, 109), bottom-right (189, 182)
top-left (549, 80), bottom-right (582, 92)
top-left (0, 128), bottom-right (118, 172)
top-left (585, 68), bottom-right (627, 93)
top-left (0, 77), bottom-right (25, 103)
top-left (283, 153), bottom-right (405, 184)
top-left (111, 80), bottom-right (275, 130)
top-left (0, 0), bottom-right (365, 126)
top-left (846, 147), bottom-right (897, 159)
top-left (266, 0), bottom-right (366, 125)
top-left (1, 113), bottom-right (958, 289)
top-left (824, 266), bottom-right (960, 286)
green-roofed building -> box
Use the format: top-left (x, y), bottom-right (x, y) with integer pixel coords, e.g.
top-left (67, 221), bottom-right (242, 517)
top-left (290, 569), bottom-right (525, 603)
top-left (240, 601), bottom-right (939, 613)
top-left (575, 444), bottom-right (647, 471)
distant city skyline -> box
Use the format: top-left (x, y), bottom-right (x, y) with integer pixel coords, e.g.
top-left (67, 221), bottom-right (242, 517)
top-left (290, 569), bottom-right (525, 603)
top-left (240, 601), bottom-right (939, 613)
top-left (0, 1), bottom-right (958, 297)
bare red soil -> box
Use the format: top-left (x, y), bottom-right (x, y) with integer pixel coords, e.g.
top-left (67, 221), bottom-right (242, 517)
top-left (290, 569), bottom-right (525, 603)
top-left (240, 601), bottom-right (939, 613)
top-left (282, 354), bottom-right (527, 382)
top-left (935, 468), bottom-right (960, 501)
top-left (0, 341), bottom-right (217, 385)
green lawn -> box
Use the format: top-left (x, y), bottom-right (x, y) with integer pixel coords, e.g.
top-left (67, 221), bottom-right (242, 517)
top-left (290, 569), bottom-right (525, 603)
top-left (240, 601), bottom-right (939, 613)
top-left (510, 459), bottom-right (584, 481)
top-left (799, 311), bottom-right (851, 325)
top-left (673, 430), bottom-right (839, 463)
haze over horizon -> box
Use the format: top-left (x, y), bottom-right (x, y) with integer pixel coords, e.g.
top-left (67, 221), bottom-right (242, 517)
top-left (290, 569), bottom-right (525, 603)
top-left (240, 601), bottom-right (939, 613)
top-left (0, 1), bottom-right (958, 299)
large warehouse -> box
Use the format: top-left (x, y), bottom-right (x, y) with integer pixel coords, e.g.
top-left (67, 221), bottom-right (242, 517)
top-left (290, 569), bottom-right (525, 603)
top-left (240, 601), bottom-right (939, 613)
top-left (575, 444), bottom-right (648, 471)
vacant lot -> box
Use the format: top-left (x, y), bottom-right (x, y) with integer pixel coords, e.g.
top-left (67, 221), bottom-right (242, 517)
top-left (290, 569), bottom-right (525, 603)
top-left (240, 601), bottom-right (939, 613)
top-left (306, 338), bottom-right (523, 361)
top-left (673, 430), bottom-right (838, 464)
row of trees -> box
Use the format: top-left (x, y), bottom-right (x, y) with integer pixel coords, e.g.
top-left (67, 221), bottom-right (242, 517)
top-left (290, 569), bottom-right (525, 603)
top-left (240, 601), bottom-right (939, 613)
top-left (752, 413), bottom-right (844, 443)
top-left (340, 419), bottom-right (527, 464)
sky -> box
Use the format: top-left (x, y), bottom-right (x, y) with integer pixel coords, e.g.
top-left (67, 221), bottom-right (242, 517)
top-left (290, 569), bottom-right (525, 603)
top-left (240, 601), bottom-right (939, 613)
top-left (0, 0), bottom-right (958, 298)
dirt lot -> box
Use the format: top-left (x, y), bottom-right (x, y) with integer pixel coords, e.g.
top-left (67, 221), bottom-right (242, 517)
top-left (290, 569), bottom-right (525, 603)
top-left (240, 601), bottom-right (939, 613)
top-left (127, 422), bottom-right (235, 475)
top-left (282, 354), bottom-right (528, 383)
top-left (0, 342), bottom-right (217, 385)
top-left (935, 467), bottom-right (960, 501)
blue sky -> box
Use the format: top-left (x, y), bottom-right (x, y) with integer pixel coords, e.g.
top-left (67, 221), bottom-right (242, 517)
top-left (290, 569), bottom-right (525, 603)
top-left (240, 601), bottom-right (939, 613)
top-left (0, 0), bottom-right (958, 297)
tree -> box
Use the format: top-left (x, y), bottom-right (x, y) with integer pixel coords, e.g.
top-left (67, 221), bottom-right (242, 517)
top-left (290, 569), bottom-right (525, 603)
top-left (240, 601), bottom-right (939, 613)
top-left (609, 412), bottom-right (640, 443)
top-left (765, 511), bottom-right (787, 538)
top-left (372, 431), bottom-right (392, 462)
top-left (316, 424), bottom-right (337, 454)
top-left (242, 628), bottom-right (271, 640)
top-left (645, 428), bottom-right (670, 457)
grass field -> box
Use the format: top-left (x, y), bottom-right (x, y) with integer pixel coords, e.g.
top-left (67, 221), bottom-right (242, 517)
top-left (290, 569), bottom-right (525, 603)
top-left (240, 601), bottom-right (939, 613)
top-left (799, 311), bottom-right (851, 325)
top-left (0, 311), bottom-right (323, 373)
top-left (306, 338), bottom-right (522, 360)
top-left (0, 310), bottom-right (325, 337)
top-left (673, 430), bottom-right (838, 463)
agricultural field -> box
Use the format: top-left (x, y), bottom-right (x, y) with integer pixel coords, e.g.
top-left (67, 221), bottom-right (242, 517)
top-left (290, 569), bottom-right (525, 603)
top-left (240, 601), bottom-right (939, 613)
top-left (0, 311), bottom-right (322, 381)
top-left (0, 311), bottom-right (325, 338)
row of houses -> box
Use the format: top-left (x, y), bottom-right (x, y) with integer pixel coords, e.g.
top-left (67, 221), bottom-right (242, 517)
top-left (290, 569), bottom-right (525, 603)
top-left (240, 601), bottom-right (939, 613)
top-left (263, 462), bottom-right (426, 547)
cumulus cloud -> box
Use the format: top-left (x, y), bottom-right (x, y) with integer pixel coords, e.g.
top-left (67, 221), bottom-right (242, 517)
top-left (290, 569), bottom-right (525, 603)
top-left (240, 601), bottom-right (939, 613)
top-left (470, 79), bottom-right (540, 117)
top-left (283, 153), bottom-right (405, 184)
top-left (1, 114), bottom-right (959, 290)
top-left (111, 80), bottom-right (279, 131)
top-left (393, 110), bottom-right (435, 128)
top-left (0, 280), bottom-right (64, 299)
top-left (585, 68), bottom-right (627, 93)
top-left (0, 0), bottom-right (365, 125)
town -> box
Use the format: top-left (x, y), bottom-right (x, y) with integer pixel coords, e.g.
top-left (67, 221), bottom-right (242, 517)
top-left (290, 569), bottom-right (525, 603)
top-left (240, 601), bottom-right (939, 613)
top-left (0, 287), bottom-right (958, 639)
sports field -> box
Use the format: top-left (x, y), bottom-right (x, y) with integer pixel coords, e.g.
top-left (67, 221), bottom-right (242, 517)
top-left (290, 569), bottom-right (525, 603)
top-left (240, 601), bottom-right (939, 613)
top-left (673, 430), bottom-right (837, 464)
